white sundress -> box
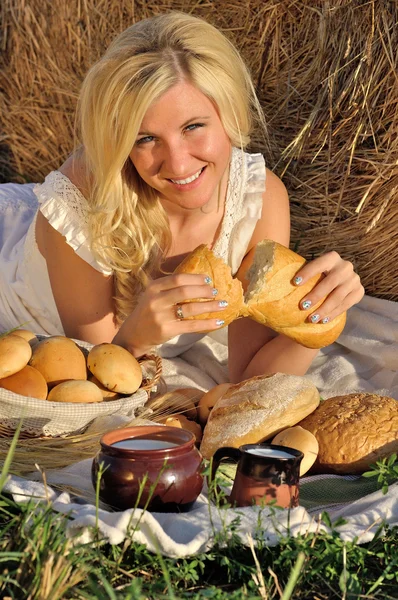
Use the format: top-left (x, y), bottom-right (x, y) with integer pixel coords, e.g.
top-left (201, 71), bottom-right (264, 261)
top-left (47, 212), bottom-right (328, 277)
top-left (0, 147), bottom-right (266, 358)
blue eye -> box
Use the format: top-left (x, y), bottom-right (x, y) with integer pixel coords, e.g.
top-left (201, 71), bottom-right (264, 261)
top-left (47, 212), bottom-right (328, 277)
top-left (185, 123), bottom-right (204, 131)
top-left (135, 135), bottom-right (154, 145)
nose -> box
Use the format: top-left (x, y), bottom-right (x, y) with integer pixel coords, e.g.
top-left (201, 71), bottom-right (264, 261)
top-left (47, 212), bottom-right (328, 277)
top-left (161, 139), bottom-right (191, 178)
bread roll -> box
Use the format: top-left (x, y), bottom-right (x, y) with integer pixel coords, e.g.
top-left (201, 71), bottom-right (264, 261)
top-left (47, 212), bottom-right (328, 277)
top-left (159, 414), bottom-right (203, 443)
top-left (88, 375), bottom-right (121, 400)
top-left (200, 373), bottom-right (320, 459)
top-left (174, 244), bottom-right (244, 326)
top-left (87, 343), bottom-right (142, 394)
top-left (48, 380), bottom-right (104, 403)
top-left (29, 336), bottom-right (87, 388)
top-left (174, 240), bottom-right (346, 349)
top-left (9, 329), bottom-right (39, 347)
top-left (198, 383), bottom-right (231, 426)
top-left (298, 393), bottom-right (398, 474)
top-left (0, 365), bottom-right (48, 400)
top-left (244, 240), bottom-right (346, 348)
top-left (271, 426), bottom-right (319, 475)
top-left (146, 389), bottom-right (198, 420)
top-left (0, 334), bottom-right (32, 378)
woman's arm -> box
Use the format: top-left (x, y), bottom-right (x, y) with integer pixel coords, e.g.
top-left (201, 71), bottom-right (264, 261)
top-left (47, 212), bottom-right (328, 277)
top-left (228, 168), bottom-right (364, 382)
top-left (228, 168), bottom-right (318, 381)
top-left (36, 210), bottom-right (119, 344)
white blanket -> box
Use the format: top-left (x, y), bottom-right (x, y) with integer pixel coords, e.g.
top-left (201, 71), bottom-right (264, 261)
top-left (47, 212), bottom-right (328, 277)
top-left (4, 294), bottom-right (398, 557)
top-left (161, 294), bottom-right (398, 399)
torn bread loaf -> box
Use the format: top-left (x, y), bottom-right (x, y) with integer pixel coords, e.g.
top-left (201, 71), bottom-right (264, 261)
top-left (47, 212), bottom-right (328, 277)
top-left (175, 239), bottom-right (346, 348)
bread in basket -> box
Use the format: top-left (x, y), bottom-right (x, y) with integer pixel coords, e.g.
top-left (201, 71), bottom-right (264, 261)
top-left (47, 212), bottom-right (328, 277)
top-left (0, 334), bottom-right (162, 437)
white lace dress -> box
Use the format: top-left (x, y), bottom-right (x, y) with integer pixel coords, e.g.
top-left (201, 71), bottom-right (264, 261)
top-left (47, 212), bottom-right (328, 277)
top-left (0, 147), bottom-right (266, 357)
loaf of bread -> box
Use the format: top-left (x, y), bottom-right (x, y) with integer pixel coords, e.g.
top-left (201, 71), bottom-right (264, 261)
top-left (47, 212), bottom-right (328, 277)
top-left (0, 334), bottom-right (32, 378)
top-left (298, 392), bottom-right (398, 474)
top-left (271, 426), bottom-right (319, 476)
top-left (87, 343), bottom-right (142, 394)
top-left (175, 239), bottom-right (346, 348)
top-left (200, 373), bottom-right (320, 459)
top-left (174, 245), bottom-right (244, 326)
top-left (244, 240), bottom-right (346, 348)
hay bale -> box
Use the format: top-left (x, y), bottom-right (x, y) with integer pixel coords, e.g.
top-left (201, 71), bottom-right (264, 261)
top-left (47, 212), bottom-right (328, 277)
top-left (0, 0), bottom-right (397, 300)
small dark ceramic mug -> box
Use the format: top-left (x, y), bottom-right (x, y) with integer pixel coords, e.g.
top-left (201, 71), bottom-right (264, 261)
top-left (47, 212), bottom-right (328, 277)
top-left (92, 425), bottom-right (204, 512)
top-left (211, 443), bottom-right (303, 508)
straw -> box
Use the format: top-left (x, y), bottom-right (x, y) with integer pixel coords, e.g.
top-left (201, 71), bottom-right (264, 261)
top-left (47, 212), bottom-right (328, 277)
top-left (0, 0), bottom-right (397, 302)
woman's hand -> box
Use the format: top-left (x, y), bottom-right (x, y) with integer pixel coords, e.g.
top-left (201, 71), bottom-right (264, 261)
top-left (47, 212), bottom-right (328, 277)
top-left (113, 273), bottom-right (228, 356)
top-left (293, 251), bottom-right (365, 324)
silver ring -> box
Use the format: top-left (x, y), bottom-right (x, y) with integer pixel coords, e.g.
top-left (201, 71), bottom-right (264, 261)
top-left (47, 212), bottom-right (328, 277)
top-left (175, 305), bottom-right (184, 320)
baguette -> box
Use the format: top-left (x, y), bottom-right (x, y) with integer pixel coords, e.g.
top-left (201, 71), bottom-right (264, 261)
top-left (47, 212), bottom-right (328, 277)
top-left (175, 239), bottom-right (346, 349)
top-left (200, 373), bottom-right (320, 459)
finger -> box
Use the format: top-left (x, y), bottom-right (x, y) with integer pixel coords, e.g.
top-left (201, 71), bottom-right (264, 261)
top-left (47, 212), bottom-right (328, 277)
top-left (162, 283), bottom-right (219, 306)
top-left (149, 273), bottom-right (213, 293)
top-left (175, 299), bottom-right (229, 319)
top-left (307, 284), bottom-right (364, 324)
top-left (293, 251), bottom-right (345, 285)
top-left (298, 264), bottom-right (356, 311)
top-left (176, 316), bottom-right (226, 333)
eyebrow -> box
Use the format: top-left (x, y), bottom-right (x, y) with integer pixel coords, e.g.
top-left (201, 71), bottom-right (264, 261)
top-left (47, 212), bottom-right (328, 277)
top-left (137, 116), bottom-right (211, 136)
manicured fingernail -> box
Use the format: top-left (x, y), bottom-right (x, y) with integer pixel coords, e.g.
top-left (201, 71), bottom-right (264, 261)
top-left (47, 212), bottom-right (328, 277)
top-left (218, 300), bottom-right (228, 308)
top-left (204, 276), bottom-right (212, 285)
top-left (212, 288), bottom-right (218, 296)
top-left (216, 319), bottom-right (225, 327)
top-left (321, 316), bottom-right (330, 324)
top-left (310, 314), bottom-right (320, 323)
top-left (294, 276), bottom-right (303, 285)
top-left (301, 300), bottom-right (312, 310)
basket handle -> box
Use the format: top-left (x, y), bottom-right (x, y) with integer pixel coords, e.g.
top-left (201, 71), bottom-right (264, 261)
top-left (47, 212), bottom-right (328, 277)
top-left (138, 353), bottom-right (163, 392)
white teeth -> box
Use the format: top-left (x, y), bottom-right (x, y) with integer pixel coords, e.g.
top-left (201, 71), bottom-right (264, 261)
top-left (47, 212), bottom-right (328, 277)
top-left (170, 168), bottom-right (203, 185)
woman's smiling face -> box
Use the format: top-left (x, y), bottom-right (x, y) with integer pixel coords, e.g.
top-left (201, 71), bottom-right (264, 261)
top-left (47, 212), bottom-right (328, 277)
top-left (129, 81), bottom-right (232, 213)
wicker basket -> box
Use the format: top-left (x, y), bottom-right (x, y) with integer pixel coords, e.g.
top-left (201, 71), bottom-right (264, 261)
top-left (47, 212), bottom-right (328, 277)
top-left (0, 337), bottom-right (163, 438)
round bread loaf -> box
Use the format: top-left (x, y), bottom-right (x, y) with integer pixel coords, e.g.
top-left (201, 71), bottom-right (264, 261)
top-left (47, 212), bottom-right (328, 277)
top-left (29, 336), bottom-right (87, 388)
top-left (146, 389), bottom-right (198, 420)
top-left (48, 380), bottom-right (104, 403)
top-left (200, 373), bottom-right (320, 459)
top-left (298, 393), bottom-right (398, 474)
top-left (87, 343), bottom-right (142, 394)
top-left (244, 239), bottom-right (346, 348)
top-left (159, 414), bottom-right (203, 443)
top-left (198, 383), bottom-right (231, 426)
top-left (0, 365), bottom-right (48, 400)
top-left (174, 244), bottom-right (244, 326)
top-left (271, 426), bottom-right (319, 475)
top-left (0, 334), bottom-right (32, 378)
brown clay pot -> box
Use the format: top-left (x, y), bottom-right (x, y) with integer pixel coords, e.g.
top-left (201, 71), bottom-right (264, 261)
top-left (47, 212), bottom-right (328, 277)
top-left (92, 425), bottom-right (204, 512)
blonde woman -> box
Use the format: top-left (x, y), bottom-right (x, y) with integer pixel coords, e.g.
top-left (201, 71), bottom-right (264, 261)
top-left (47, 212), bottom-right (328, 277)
top-left (0, 12), bottom-right (363, 382)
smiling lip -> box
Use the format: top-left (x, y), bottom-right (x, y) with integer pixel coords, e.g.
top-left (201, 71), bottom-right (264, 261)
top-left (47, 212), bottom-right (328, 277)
top-left (167, 167), bottom-right (206, 191)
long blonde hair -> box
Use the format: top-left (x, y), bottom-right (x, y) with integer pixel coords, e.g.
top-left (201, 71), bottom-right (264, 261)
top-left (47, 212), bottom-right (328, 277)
top-left (77, 11), bottom-right (265, 323)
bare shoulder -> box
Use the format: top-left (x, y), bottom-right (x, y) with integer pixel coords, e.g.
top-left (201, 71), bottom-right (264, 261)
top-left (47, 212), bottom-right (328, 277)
top-left (58, 148), bottom-right (92, 198)
top-left (248, 167), bottom-right (290, 249)
top-left (263, 167), bottom-right (289, 208)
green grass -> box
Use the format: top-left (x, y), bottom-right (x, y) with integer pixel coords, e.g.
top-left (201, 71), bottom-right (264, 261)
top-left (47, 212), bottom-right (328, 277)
top-left (0, 487), bottom-right (397, 599)
top-left (0, 434), bottom-right (397, 599)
